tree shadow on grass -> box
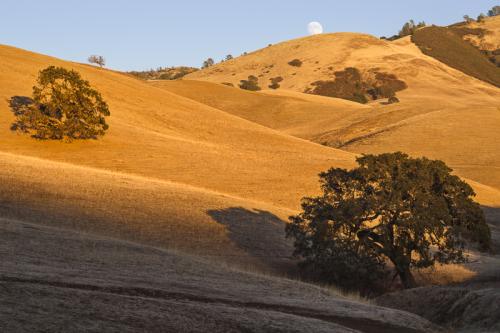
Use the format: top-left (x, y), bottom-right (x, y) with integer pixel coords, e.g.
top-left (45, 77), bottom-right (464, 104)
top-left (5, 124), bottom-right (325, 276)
top-left (206, 207), bottom-right (296, 273)
top-left (482, 205), bottom-right (500, 253)
top-left (8, 96), bottom-right (34, 133)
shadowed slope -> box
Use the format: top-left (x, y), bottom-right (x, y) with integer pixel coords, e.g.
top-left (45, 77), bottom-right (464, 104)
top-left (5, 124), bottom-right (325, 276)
top-left (0, 218), bottom-right (441, 333)
top-left (412, 26), bottom-right (500, 87)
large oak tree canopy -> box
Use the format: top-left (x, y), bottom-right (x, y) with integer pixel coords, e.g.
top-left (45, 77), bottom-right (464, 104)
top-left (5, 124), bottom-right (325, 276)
top-left (10, 66), bottom-right (110, 140)
top-left (286, 152), bottom-right (491, 290)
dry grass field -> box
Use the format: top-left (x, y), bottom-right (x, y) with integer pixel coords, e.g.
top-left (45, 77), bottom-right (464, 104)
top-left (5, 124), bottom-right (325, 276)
top-left (0, 218), bottom-right (441, 332)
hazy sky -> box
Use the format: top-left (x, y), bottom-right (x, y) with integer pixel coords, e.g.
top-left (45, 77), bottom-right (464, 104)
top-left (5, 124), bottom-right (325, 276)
top-left (1, 1), bottom-right (497, 71)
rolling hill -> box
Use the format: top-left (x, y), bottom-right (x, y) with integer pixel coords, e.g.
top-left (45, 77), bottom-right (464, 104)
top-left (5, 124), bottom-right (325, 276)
top-left (179, 30), bottom-right (500, 193)
top-left (184, 32), bottom-right (499, 101)
top-left (0, 43), bottom-right (357, 272)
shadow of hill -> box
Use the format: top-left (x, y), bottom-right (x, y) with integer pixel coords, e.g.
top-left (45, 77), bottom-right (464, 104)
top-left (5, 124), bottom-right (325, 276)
top-left (206, 207), bottom-right (296, 273)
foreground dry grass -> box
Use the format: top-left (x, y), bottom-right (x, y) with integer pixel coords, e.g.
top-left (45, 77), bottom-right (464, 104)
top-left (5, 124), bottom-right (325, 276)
top-left (0, 219), bottom-right (440, 333)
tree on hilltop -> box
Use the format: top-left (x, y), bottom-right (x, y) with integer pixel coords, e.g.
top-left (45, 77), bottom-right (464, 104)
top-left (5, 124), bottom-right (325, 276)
top-left (398, 20), bottom-right (426, 38)
top-left (286, 152), bottom-right (491, 291)
top-left (202, 58), bottom-right (215, 69)
top-left (488, 6), bottom-right (500, 17)
top-left (88, 55), bottom-right (106, 68)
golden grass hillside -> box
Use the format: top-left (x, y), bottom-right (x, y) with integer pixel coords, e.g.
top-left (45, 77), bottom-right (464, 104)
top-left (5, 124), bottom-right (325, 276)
top-left (0, 44), bottom-right (359, 271)
top-left (178, 31), bottom-right (500, 195)
top-left (464, 15), bottom-right (500, 51)
top-left (1, 42), bottom-right (499, 276)
top-left (0, 44), bottom-right (355, 208)
top-left (152, 78), bottom-right (500, 197)
top-left (150, 79), bottom-right (370, 141)
top-left (185, 32), bottom-right (499, 102)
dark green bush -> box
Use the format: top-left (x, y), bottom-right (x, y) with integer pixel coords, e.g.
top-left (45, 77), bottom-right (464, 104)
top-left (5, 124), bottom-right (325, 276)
top-left (288, 59), bottom-right (303, 67)
top-left (239, 75), bottom-right (261, 91)
top-left (268, 76), bottom-right (283, 89)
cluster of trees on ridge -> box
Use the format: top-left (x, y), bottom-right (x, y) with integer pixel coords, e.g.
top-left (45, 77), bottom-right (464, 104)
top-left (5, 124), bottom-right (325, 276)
top-left (307, 67), bottom-right (406, 104)
top-left (382, 5), bottom-right (500, 41)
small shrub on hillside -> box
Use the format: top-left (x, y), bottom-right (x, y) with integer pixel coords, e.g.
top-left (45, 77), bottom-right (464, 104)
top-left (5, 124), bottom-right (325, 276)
top-left (10, 66), bottom-right (110, 140)
top-left (268, 76), bottom-right (283, 89)
top-left (221, 82), bottom-right (234, 87)
top-left (288, 59), bottom-right (303, 67)
top-left (239, 75), bottom-right (261, 91)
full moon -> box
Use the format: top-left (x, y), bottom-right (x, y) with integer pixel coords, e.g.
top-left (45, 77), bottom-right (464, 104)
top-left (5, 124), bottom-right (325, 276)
top-left (308, 21), bottom-right (323, 35)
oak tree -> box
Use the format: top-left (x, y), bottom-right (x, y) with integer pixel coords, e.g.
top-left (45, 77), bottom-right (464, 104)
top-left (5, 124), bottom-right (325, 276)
top-left (287, 153), bottom-right (491, 290)
top-left (10, 66), bottom-right (110, 140)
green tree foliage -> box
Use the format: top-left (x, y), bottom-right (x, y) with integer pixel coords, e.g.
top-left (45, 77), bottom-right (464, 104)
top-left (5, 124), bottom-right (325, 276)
top-left (10, 66), bottom-right (110, 140)
top-left (225, 54), bottom-right (233, 61)
top-left (488, 6), bottom-right (500, 17)
top-left (477, 13), bottom-right (487, 23)
top-left (202, 58), bottom-right (215, 69)
top-left (398, 20), bottom-right (426, 38)
top-left (239, 75), bottom-right (261, 91)
top-left (463, 15), bottom-right (474, 23)
top-left (286, 153), bottom-right (491, 290)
